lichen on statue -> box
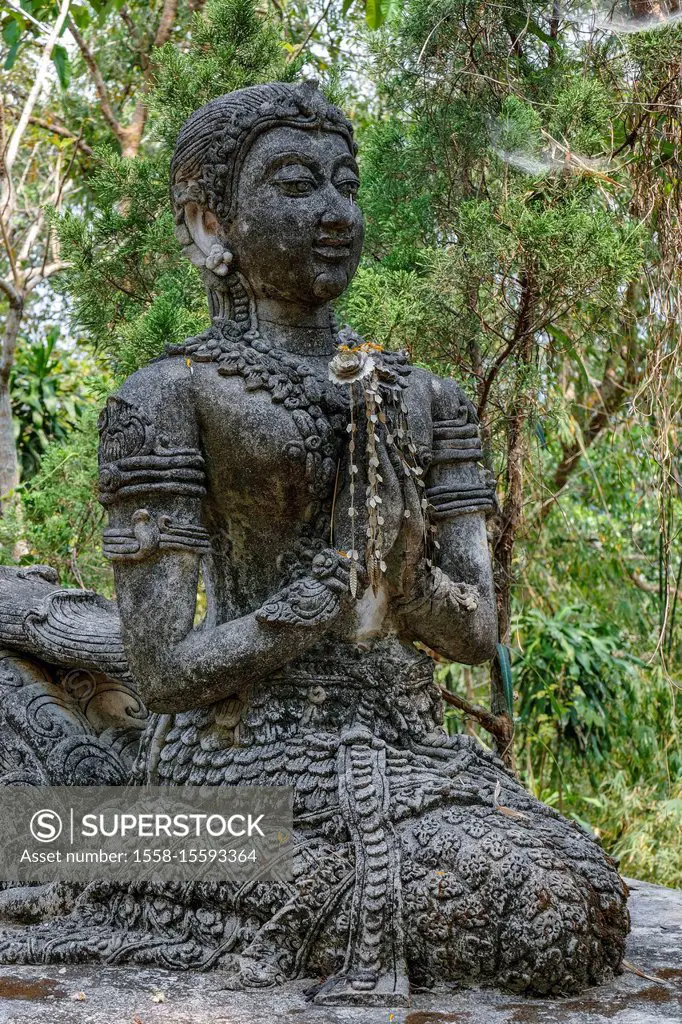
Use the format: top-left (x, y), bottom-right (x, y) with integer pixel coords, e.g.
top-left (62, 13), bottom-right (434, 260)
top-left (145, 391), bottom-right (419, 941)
top-left (0, 81), bottom-right (629, 1004)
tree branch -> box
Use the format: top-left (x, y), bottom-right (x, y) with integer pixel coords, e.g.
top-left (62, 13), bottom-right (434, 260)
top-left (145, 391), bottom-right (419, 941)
top-left (25, 261), bottom-right (71, 291)
top-left (439, 686), bottom-right (511, 741)
top-left (119, 4), bottom-right (148, 73)
top-left (25, 114), bottom-right (93, 157)
top-left (68, 17), bottom-right (124, 143)
top-left (0, 207), bottom-right (19, 285)
top-left (17, 207), bottom-right (45, 264)
top-left (153, 0), bottom-right (179, 48)
top-left (536, 283), bottom-right (642, 524)
top-left (477, 270), bottom-right (536, 420)
top-left (3, 0), bottom-right (73, 176)
top-left (289, 0), bottom-right (333, 62)
top-left (120, 102), bottom-right (148, 159)
top-left (629, 570), bottom-right (682, 600)
top-left (71, 0), bottom-right (178, 159)
top-left (0, 278), bottom-right (21, 308)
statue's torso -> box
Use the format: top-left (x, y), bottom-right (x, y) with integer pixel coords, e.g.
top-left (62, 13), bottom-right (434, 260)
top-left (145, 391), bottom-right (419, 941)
top-left (184, 349), bottom-right (434, 626)
top-left (196, 364), bottom-right (340, 614)
top-left (124, 343), bottom-right (447, 786)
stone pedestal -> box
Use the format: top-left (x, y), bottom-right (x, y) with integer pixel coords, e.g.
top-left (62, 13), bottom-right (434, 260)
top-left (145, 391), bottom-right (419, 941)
top-left (0, 880), bottom-right (678, 1024)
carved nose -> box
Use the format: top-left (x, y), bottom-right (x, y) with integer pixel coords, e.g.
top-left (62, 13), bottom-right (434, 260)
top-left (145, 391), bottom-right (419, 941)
top-left (320, 185), bottom-right (355, 230)
top-left (320, 210), bottom-right (354, 232)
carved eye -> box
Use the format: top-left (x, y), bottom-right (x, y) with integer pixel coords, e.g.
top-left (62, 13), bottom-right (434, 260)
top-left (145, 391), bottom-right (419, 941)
top-left (280, 179), bottom-right (316, 197)
top-left (269, 166), bottom-right (317, 197)
top-left (335, 175), bottom-right (359, 199)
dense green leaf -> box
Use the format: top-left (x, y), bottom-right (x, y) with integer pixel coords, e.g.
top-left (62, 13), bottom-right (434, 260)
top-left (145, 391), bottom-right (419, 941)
top-left (3, 39), bottom-right (21, 69)
top-left (364, 0), bottom-right (385, 30)
top-left (52, 44), bottom-right (70, 88)
top-left (496, 643), bottom-right (515, 717)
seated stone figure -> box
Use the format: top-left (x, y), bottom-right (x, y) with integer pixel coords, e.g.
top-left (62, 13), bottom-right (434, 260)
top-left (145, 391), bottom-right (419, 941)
top-left (0, 81), bottom-right (628, 1005)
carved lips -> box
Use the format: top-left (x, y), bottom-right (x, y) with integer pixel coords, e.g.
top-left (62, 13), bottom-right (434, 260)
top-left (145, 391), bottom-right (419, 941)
top-left (312, 234), bottom-right (353, 261)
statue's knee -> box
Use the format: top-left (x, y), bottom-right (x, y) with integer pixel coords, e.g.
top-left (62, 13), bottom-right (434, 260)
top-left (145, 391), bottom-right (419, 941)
top-left (399, 807), bottom-right (628, 994)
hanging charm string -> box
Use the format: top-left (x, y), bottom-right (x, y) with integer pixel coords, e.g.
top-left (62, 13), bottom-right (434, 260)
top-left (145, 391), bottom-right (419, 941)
top-left (348, 388), bottom-right (359, 598)
top-left (362, 365), bottom-right (386, 595)
top-left (330, 338), bottom-right (402, 599)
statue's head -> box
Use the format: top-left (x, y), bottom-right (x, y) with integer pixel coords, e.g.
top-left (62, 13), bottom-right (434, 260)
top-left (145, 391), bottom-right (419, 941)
top-left (171, 81), bottom-right (364, 321)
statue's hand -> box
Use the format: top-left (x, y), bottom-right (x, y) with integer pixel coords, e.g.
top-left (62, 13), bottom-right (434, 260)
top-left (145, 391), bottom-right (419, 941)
top-left (334, 430), bottom-right (430, 598)
top-left (256, 550), bottom-right (364, 628)
top-left (375, 436), bottom-right (411, 557)
top-left (397, 562), bottom-right (479, 617)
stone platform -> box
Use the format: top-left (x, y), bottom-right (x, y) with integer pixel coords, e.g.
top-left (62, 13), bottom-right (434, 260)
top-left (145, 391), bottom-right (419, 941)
top-left (0, 880), bottom-right (678, 1024)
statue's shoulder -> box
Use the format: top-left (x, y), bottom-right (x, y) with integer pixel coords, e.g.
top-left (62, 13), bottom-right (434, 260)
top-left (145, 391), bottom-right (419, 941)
top-left (117, 351), bottom-right (193, 411)
top-left (407, 364), bottom-right (479, 426)
top-left (100, 350), bottom-right (199, 456)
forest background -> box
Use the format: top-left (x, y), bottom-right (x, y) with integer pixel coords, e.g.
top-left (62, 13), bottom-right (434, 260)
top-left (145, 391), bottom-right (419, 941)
top-left (1, 0), bottom-right (680, 885)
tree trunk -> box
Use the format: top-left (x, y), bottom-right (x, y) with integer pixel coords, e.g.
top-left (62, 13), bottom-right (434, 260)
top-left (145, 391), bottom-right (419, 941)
top-left (0, 300), bottom-right (22, 509)
top-left (487, 270), bottom-right (536, 769)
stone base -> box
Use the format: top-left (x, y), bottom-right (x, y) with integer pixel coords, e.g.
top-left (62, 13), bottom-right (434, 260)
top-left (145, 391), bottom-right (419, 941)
top-left (311, 968), bottom-right (410, 1006)
top-left (0, 880), bottom-right (678, 1024)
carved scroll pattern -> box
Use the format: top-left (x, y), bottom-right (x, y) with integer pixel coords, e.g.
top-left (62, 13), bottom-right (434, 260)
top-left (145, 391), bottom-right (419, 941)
top-left (0, 650), bottom-right (145, 788)
top-left (0, 566), bottom-right (145, 789)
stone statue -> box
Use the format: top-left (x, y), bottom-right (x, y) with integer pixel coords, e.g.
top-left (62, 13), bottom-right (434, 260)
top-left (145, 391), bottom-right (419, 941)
top-left (0, 81), bottom-right (628, 1006)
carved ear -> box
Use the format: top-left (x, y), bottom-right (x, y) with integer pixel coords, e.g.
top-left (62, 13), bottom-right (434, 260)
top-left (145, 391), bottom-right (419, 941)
top-left (180, 202), bottom-right (223, 267)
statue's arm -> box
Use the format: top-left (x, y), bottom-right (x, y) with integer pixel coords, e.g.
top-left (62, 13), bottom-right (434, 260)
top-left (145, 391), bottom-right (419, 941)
top-left (395, 377), bottom-right (498, 664)
top-left (114, 550), bottom-right (341, 713)
top-left (100, 368), bottom-right (346, 714)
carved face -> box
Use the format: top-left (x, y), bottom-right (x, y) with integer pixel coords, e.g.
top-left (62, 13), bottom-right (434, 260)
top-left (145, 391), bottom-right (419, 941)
top-left (228, 125), bottom-right (364, 305)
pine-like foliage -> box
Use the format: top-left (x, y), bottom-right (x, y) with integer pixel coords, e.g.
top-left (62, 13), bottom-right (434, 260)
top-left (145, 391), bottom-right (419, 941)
top-left (3, 0), bottom-right (295, 583)
top-left (339, 0), bottom-right (681, 880)
top-left (344, 5), bottom-right (644, 381)
top-left (57, 0), bottom-right (296, 378)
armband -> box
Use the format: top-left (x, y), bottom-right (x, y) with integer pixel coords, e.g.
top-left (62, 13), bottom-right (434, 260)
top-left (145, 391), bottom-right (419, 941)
top-left (103, 510), bottom-right (211, 563)
top-left (430, 418), bottom-right (484, 464)
top-left (426, 481), bottom-right (494, 520)
top-left (427, 397), bottom-right (494, 516)
top-left (98, 396), bottom-right (206, 506)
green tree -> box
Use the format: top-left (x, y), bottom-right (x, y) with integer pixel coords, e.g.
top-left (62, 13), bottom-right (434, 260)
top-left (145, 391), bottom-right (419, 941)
top-left (57, 0), bottom-right (296, 376)
top-left (10, 326), bottom-right (97, 481)
top-left (3, 0), bottom-right (296, 579)
top-left (1, 0), bottom-right (196, 513)
top-left (344, 0), bottom-right (681, 874)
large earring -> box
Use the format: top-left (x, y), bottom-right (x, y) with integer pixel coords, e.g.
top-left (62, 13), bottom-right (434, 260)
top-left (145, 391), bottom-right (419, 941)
top-left (204, 254), bottom-right (258, 333)
top-left (205, 244), bottom-right (234, 276)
